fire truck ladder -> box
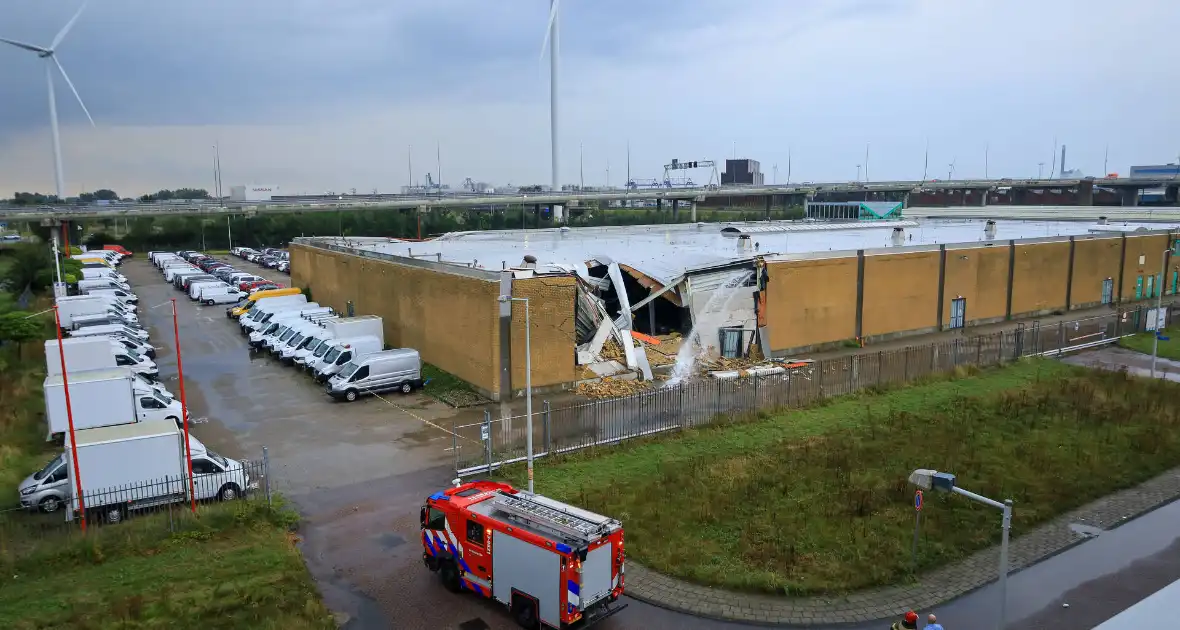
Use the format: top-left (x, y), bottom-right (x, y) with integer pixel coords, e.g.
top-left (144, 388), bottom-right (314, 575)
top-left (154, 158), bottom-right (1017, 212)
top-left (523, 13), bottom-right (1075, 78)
top-left (493, 493), bottom-right (606, 542)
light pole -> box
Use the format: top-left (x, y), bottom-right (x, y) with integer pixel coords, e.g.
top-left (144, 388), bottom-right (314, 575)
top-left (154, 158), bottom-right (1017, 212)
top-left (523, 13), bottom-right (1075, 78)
top-left (910, 469), bottom-right (1012, 630)
top-left (1151, 249), bottom-right (1170, 378)
top-left (498, 295), bottom-right (534, 492)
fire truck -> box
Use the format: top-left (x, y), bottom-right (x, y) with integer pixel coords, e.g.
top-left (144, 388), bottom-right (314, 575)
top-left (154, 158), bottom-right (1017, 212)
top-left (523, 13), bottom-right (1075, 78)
top-left (421, 480), bottom-right (627, 628)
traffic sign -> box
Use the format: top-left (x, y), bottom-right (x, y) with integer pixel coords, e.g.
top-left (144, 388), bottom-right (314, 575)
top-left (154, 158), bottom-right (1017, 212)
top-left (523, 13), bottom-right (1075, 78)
top-left (914, 490), bottom-right (924, 512)
top-left (480, 424), bottom-right (490, 442)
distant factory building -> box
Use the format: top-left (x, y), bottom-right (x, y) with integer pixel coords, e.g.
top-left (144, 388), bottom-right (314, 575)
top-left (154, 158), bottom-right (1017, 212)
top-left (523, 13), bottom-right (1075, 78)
top-left (229, 185), bottom-right (278, 202)
top-left (721, 159), bottom-right (764, 186)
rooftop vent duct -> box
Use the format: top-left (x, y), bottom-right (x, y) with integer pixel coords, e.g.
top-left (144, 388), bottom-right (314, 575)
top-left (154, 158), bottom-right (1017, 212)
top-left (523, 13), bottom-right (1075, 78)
top-left (522, 254), bottom-right (537, 269)
top-left (737, 234), bottom-right (753, 252)
top-left (1098, 216), bottom-right (1109, 225)
top-left (985, 220), bottom-right (997, 239)
top-left (891, 227), bottom-right (905, 247)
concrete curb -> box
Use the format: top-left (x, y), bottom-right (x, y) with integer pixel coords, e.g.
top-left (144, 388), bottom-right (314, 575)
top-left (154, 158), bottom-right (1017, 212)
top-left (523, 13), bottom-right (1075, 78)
top-left (624, 466), bottom-right (1180, 626)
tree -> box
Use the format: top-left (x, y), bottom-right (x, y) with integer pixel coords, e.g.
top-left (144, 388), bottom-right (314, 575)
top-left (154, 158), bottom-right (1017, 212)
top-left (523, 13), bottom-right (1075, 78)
top-left (94, 189), bottom-right (119, 201)
top-left (0, 243), bottom-right (55, 293)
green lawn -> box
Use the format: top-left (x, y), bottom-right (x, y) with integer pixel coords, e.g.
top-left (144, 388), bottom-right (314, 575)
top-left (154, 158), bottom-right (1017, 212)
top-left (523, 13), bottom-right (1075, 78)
top-left (1119, 326), bottom-right (1180, 361)
top-left (422, 363), bottom-right (488, 407)
top-left (508, 360), bottom-right (1180, 594)
top-left (0, 502), bottom-right (334, 630)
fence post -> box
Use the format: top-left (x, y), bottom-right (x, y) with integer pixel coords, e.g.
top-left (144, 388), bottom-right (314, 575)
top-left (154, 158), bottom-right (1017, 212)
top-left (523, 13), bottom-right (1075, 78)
top-left (877, 351), bottom-right (883, 386)
top-left (1057, 321), bottom-right (1065, 356)
top-left (787, 369), bottom-right (793, 406)
top-left (679, 383), bottom-right (685, 426)
top-left (976, 336), bottom-right (983, 364)
top-left (848, 355), bottom-right (855, 393)
top-left (483, 410), bottom-right (493, 474)
top-left (453, 420), bottom-right (459, 475)
top-left (262, 446), bottom-right (272, 508)
top-left (543, 400), bottom-right (551, 456)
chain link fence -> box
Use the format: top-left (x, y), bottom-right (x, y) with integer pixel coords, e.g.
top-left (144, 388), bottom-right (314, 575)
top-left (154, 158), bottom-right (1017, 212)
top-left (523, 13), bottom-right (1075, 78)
top-left (454, 305), bottom-right (1174, 476)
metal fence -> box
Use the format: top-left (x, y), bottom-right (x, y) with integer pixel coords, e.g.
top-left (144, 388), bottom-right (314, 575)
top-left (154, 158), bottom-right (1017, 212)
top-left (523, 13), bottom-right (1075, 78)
top-left (454, 305), bottom-right (1174, 476)
top-left (0, 453), bottom-right (270, 547)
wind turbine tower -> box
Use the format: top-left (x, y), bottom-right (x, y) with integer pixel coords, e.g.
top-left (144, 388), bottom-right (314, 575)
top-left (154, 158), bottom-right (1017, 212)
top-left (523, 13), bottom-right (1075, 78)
top-left (542, 0), bottom-right (563, 221)
top-left (1, 0), bottom-right (96, 200)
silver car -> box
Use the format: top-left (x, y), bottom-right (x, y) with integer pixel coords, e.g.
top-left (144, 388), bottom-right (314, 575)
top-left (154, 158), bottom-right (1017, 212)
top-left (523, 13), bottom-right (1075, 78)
top-left (18, 453), bottom-right (69, 513)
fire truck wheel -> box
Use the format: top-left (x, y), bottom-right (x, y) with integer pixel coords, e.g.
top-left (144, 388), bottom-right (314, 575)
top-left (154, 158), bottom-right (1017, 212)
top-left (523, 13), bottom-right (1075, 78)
top-left (511, 595), bottom-right (539, 630)
top-left (439, 561), bottom-right (463, 593)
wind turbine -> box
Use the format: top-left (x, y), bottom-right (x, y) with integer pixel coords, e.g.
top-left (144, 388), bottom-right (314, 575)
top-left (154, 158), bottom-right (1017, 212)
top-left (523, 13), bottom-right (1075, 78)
top-left (541, 0), bottom-right (562, 219)
top-left (1, 0), bottom-right (95, 200)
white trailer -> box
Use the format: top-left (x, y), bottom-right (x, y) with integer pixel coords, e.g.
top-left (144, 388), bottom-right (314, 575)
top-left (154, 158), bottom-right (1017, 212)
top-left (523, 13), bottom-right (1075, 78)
top-left (45, 337), bottom-right (116, 376)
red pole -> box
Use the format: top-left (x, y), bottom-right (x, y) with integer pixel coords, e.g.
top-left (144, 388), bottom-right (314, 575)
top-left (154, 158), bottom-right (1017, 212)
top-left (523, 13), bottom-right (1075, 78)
top-left (172, 299), bottom-right (197, 514)
top-left (53, 306), bottom-right (86, 531)
top-left (62, 220), bottom-right (70, 254)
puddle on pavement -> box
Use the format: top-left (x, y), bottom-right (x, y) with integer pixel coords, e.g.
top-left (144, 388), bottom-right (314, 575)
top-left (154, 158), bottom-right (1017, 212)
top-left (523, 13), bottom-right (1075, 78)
top-left (377, 532), bottom-right (406, 550)
top-left (1069, 522), bottom-right (1105, 538)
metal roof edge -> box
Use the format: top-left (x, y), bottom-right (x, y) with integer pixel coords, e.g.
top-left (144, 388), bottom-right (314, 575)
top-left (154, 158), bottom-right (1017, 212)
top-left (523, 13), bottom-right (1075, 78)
top-left (293, 238), bottom-right (501, 281)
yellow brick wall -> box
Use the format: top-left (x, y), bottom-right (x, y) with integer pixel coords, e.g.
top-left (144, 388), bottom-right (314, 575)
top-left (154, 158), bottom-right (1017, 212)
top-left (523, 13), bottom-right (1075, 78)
top-left (509, 276), bottom-right (578, 391)
top-left (290, 244), bottom-right (502, 394)
top-left (764, 256), bottom-right (858, 351)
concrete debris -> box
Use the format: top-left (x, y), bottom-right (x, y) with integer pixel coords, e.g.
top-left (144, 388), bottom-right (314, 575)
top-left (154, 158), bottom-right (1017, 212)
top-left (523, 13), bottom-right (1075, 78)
top-left (576, 378), bottom-right (652, 399)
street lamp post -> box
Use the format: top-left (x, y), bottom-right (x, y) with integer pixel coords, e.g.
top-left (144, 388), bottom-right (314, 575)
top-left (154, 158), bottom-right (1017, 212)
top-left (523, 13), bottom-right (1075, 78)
top-left (910, 469), bottom-right (1012, 630)
top-left (498, 295), bottom-right (534, 492)
top-left (1151, 249), bottom-right (1170, 378)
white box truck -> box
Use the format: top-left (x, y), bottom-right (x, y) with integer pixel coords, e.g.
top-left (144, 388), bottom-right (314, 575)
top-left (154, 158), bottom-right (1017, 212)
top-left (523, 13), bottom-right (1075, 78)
top-left (55, 296), bottom-right (117, 329)
top-left (45, 337), bottom-right (115, 375)
top-left (322, 315), bottom-right (384, 342)
top-left (62, 422), bottom-right (252, 523)
top-left (43, 368), bottom-right (186, 440)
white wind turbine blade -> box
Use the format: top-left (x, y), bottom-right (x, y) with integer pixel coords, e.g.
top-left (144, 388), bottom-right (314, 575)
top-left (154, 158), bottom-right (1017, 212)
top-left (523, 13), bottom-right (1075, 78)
top-left (51, 0), bottom-right (91, 51)
top-left (0, 37), bottom-right (50, 54)
top-left (53, 56), bottom-right (95, 127)
top-left (540, 0), bottom-right (560, 61)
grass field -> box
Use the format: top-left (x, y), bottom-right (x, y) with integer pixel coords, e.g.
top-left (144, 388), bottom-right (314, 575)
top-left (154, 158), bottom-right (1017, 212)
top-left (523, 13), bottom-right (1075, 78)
top-left (1119, 326), bottom-right (1180, 361)
top-left (509, 360), bottom-right (1180, 594)
top-left (423, 362), bottom-right (487, 407)
top-left (0, 501), bottom-right (334, 629)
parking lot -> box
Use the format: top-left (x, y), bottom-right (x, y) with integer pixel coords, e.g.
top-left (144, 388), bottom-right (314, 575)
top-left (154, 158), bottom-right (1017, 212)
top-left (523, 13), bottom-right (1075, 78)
top-left (125, 255), bottom-right (734, 630)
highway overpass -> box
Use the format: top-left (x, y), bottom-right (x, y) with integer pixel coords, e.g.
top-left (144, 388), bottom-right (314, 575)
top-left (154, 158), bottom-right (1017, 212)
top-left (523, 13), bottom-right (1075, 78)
top-left (2, 176), bottom-right (1178, 223)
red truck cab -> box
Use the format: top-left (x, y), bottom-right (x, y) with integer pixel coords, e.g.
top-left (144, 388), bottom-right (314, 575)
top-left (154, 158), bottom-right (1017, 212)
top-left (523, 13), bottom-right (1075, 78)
top-left (103, 244), bottom-right (133, 256)
top-left (422, 480), bottom-right (626, 628)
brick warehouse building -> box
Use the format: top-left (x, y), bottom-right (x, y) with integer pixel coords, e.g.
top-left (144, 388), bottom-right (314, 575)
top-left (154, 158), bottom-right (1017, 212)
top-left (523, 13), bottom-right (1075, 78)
top-left (290, 221), bottom-right (1177, 400)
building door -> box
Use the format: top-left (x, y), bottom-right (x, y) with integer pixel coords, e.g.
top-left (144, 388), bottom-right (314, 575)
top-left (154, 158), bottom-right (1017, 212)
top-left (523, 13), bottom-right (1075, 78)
top-left (949, 298), bottom-right (966, 330)
top-left (1172, 271), bottom-right (1178, 296)
top-left (1135, 276), bottom-right (1144, 300)
top-left (1101, 278), bottom-right (1114, 305)
top-left (1147, 275), bottom-right (1156, 298)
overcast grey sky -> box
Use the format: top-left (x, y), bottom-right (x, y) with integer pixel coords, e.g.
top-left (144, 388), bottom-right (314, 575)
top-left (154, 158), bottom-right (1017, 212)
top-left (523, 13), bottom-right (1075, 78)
top-left (0, 0), bottom-right (1177, 196)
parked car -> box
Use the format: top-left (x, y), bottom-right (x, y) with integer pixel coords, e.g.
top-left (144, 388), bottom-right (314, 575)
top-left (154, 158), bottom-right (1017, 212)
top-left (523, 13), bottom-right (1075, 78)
top-left (240, 279), bottom-right (278, 292)
top-left (277, 260), bottom-right (290, 273)
top-left (248, 283), bottom-right (283, 294)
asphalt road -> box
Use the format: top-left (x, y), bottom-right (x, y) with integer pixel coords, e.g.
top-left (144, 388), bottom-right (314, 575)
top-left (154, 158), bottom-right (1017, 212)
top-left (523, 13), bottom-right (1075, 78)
top-left (127, 257), bottom-right (1180, 629)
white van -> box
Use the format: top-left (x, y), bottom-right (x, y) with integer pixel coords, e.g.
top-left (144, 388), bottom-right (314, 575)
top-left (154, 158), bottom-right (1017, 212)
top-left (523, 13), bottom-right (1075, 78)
top-left (242, 300), bottom-right (317, 334)
top-left (84, 288), bottom-right (138, 304)
top-left (327, 349), bottom-right (422, 402)
top-left (311, 336), bottom-right (384, 382)
top-left (67, 323), bottom-right (150, 342)
top-left (188, 280), bottom-right (226, 300)
top-left (271, 317), bottom-right (333, 358)
top-left (199, 286), bottom-right (246, 305)
top-left (251, 307), bottom-right (332, 350)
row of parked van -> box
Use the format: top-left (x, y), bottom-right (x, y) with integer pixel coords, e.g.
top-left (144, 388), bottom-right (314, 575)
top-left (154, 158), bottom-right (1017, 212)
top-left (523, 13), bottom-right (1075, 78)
top-left (15, 249), bottom-right (253, 525)
top-left (148, 250), bottom-right (274, 304)
top-left (201, 256), bottom-right (425, 402)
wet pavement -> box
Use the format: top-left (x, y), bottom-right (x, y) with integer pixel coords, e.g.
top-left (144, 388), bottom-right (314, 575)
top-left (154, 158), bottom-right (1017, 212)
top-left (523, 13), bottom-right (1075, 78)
top-left (127, 257), bottom-right (1180, 630)
top-left (1062, 345), bottom-right (1180, 381)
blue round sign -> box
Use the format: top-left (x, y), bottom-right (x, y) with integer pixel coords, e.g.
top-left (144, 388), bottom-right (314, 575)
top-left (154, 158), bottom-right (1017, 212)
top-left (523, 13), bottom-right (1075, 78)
top-left (914, 490), bottom-right (924, 511)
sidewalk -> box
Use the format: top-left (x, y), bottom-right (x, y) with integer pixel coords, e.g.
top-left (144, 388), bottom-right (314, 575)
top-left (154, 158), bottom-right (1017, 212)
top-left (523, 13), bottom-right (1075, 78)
top-left (624, 464), bottom-right (1180, 625)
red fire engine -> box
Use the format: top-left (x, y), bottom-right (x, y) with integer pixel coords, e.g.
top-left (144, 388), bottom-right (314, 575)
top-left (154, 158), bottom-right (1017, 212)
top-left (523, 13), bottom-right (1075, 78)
top-left (421, 480), bottom-right (627, 628)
